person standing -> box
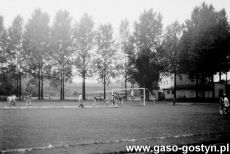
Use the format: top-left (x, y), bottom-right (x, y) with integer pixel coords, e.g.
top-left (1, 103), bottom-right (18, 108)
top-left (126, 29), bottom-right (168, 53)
top-left (78, 93), bottom-right (84, 108)
top-left (131, 89), bottom-right (135, 101)
top-left (223, 94), bottom-right (229, 115)
top-left (218, 94), bottom-right (224, 115)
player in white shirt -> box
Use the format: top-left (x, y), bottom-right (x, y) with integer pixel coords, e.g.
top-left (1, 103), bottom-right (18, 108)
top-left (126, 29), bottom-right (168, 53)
top-left (223, 94), bottom-right (229, 115)
top-left (7, 95), bottom-right (17, 106)
top-left (78, 93), bottom-right (84, 108)
top-left (131, 89), bottom-right (135, 101)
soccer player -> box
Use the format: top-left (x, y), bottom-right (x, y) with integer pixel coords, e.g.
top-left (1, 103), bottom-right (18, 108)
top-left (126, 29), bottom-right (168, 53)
top-left (223, 94), bottom-right (229, 115)
top-left (26, 93), bottom-right (32, 106)
top-left (173, 97), bottom-right (176, 106)
top-left (112, 93), bottom-right (118, 107)
top-left (93, 96), bottom-right (97, 106)
top-left (131, 89), bottom-right (135, 101)
top-left (219, 94), bottom-right (224, 115)
top-left (7, 94), bottom-right (17, 106)
top-left (78, 93), bottom-right (84, 108)
top-left (117, 93), bottom-right (123, 104)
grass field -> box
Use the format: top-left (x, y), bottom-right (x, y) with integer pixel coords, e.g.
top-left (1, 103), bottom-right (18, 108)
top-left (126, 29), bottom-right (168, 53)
top-left (0, 100), bottom-right (230, 154)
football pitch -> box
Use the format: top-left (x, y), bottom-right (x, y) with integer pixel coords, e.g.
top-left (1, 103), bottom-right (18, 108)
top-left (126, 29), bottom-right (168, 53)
top-left (0, 101), bottom-right (230, 154)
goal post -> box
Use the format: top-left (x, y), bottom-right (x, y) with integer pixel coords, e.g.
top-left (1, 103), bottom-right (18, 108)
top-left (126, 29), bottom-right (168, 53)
top-left (112, 88), bottom-right (146, 106)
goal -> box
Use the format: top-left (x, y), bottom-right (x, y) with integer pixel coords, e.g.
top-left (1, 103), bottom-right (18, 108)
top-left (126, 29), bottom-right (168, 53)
top-left (112, 88), bottom-right (147, 106)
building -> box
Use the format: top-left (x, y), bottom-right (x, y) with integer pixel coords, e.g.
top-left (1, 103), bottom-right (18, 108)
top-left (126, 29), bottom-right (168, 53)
top-left (159, 74), bottom-right (226, 100)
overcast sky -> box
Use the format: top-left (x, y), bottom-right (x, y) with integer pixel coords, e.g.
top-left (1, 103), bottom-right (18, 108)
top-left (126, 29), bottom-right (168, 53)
top-left (1, 0), bottom-right (229, 83)
top-left (1, 0), bottom-right (230, 31)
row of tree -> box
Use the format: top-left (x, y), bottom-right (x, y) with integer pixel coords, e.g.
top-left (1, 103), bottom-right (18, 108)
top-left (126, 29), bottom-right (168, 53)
top-left (0, 2), bottom-right (230, 100)
top-left (0, 9), bottom-right (123, 100)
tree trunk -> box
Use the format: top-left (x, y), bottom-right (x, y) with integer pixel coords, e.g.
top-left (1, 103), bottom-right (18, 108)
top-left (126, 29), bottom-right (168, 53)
top-left (17, 73), bottom-right (19, 97)
top-left (226, 72), bottom-right (228, 93)
top-left (212, 75), bottom-right (215, 99)
top-left (38, 69), bottom-right (41, 100)
top-left (196, 74), bottom-right (198, 99)
top-left (202, 76), bottom-right (205, 99)
top-left (60, 71), bottom-right (63, 100)
top-left (131, 81), bottom-right (134, 88)
top-left (144, 81), bottom-right (150, 100)
top-left (41, 69), bottom-right (43, 100)
top-left (174, 72), bottom-right (177, 103)
top-left (82, 55), bottom-right (86, 100)
top-left (103, 74), bottom-right (106, 100)
top-left (62, 71), bottom-right (65, 100)
top-left (124, 55), bottom-right (127, 100)
top-left (219, 71), bottom-right (221, 82)
top-left (19, 72), bottom-right (21, 100)
top-left (82, 75), bottom-right (86, 100)
top-left (125, 75), bottom-right (127, 100)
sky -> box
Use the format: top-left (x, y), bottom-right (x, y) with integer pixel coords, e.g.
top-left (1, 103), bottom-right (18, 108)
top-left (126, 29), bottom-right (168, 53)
top-left (1, 0), bottom-right (230, 31)
top-left (0, 0), bottom-right (230, 83)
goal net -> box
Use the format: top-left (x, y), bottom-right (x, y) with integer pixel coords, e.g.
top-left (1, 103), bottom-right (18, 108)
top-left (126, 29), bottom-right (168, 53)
top-left (83, 88), bottom-right (156, 106)
top-left (112, 88), bottom-right (147, 106)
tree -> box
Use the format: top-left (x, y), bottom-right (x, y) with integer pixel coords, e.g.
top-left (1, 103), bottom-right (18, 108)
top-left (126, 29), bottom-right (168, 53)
top-left (23, 9), bottom-right (50, 99)
top-left (128, 9), bottom-right (163, 98)
top-left (93, 24), bottom-right (121, 100)
top-left (119, 18), bottom-right (130, 99)
top-left (178, 3), bottom-right (230, 98)
top-left (8, 15), bottom-right (24, 98)
top-left (0, 17), bottom-right (9, 74)
top-left (162, 21), bottom-right (182, 102)
top-left (51, 10), bottom-right (73, 100)
top-left (0, 17), bottom-right (9, 73)
top-left (0, 17), bottom-right (15, 95)
top-left (73, 14), bottom-right (95, 100)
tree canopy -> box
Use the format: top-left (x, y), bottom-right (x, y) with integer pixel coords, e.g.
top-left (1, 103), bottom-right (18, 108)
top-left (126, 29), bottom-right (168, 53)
top-left (128, 9), bottom-right (163, 91)
top-left (93, 24), bottom-right (122, 99)
top-left (23, 9), bottom-right (50, 99)
top-left (50, 10), bottom-right (73, 100)
top-left (179, 3), bottom-right (230, 79)
top-left (73, 13), bottom-right (95, 99)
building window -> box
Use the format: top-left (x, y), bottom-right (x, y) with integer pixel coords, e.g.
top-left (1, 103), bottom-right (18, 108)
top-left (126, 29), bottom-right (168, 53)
top-left (167, 90), bottom-right (170, 94)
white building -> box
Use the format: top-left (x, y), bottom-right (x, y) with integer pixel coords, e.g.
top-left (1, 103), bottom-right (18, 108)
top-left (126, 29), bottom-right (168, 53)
top-left (159, 74), bottom-right (226, 100)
